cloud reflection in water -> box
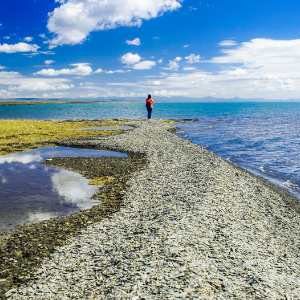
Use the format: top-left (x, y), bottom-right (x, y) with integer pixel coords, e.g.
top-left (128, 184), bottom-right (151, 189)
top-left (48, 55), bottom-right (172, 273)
top-left (51, 169), bottom-right (100, 210)
top-left (0, 146), bottom-right (127, 232)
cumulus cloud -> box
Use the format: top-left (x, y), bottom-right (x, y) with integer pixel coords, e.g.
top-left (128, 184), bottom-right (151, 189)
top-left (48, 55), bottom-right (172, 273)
top-left (95, 68), bottom-right (131, 74)
top-left (164, 57), bottom-right (182, 71)
top-left (47, 0), bottom-right (182, 47)
top-left (4, 36), bottom-right (10, 40)
top-left (0, 42), bottom-right (39, 53)
top-left (213, 38), bottom-right (300, 69)
top-left (121, 53), bottom-right (141, 65)
top-left (24, 37), bottom-right (33, 42)
top-left (0, 71), bottom-right (23, 84)
top-left (219, 40), bottom-right (237, 47)
top-left (120, 53), bottom-right (156, 70)
top-left (185, 54), bottom-right (201, 63)
top-left (45, 60), bottom-right (55, 65)
top-left (225, 68), bottom-right (247, 77)
top-left (0, 70), bottom-right (75, 94)
top-left (34, 63), bottom-right (92, 76)
top-left (131, 61), bottom-right (156, 70)
top-left (9, 82), bottom-right (74, 91)
top-left (135, 39), bottom-right (300, 99)
top-left (211, 38), bottom-right (300, 95)
top-left (183, 67), bottom-right (196, 71)
top-left (0, 89), bottom-right (16, 99)
top-left (126, 38), bottom-right (141, 46)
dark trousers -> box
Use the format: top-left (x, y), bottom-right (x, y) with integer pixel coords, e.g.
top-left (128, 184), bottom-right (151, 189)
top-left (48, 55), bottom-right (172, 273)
top-left (147, 108), bottom-right (152, 119)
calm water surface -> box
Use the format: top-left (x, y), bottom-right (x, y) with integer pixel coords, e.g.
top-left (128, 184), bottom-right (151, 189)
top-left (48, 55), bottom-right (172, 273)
top-left (1, 102), bottom-right (300, 204)
top-left (0, 146), bottom-right (127, 232)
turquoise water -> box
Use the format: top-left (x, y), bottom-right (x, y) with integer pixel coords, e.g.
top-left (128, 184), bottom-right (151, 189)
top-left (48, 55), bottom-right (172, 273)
top-left (1, 102), bottom-right (300, 200)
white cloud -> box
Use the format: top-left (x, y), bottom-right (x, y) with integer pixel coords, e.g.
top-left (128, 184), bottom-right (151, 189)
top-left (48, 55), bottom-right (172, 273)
top-left (4, 36), bottom-right (10, 40)
top-left (0, 66), bottom-right (5, 70)
top-left (213, 38), bottom-right (300, 70)
top-left (225, 68), bottom-right (247, 77)
top-left (47, 0), bottom-right (182, 47)
top-left (121, 53), bottom-right (141, 65)
top-left (126, 38), bottom-right (141, 46)
top-left (183, 45), bottom-right (189, 48)
top-left (34, 63), bottom-right (92, 76)
top-left (185, 54), bottom-right (201, 63)
top-left (136, 38), bottom-right (300, 99)
top-left (102, 69), bottom-right (131, 74)
top-left (131, 61), bottom-right (156, 70)
top-left (183, 67), bottom-right (196, 71)
top-left (24, 37), bottom-right (33, 42)
top-left (219, 39), bottom-right (237, 47)
top-left (120, 53), bottom-right (155, 69)
top-left (164, 57), bottom-right (182, 71)
top-left (0, 71), bottom-right (74, 94)
top-left (0, 71), bottom-right (24, 84)
top-left (106, 82), bottom-right (137, 86)
top-left (95, 68), bottom-right (103, 73)
top-left (153, 80), bottom-right (161, 85)
top-left (0, 89), bottom-right (16, 99)
top-left (45, 60), bottom-right (55, 65)
top-left (9, 82), bottom-right (74, 91)
top-left (0, 42), bottom-right (39, 53)
top-left (157, 59), bottom-right (163, 64)
top-left (39, 33), bottom-right (47, 39)
top-left (42, 92), bottom-right (70, 98)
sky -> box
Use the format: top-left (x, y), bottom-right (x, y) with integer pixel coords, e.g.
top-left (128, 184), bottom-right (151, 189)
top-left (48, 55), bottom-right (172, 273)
top-left (1, 0), bottom-right (300, 101)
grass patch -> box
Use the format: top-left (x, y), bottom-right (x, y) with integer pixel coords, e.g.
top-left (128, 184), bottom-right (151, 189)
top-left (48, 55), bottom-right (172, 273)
top-left (0, 119), bottom-right (127, 155)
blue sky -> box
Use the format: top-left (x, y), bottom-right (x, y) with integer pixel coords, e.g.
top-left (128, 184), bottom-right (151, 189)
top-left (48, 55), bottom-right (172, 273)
top-left (1, 0), bottom-right (300, 100)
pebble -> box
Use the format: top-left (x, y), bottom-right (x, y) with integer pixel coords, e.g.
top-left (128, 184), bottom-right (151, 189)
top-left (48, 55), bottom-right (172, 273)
top-left (8, 119), bottom-right (300, 299)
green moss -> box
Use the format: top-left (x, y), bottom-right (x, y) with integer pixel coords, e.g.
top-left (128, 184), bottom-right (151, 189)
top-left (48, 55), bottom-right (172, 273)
top-left (0, 119), bottom-right (127, 155)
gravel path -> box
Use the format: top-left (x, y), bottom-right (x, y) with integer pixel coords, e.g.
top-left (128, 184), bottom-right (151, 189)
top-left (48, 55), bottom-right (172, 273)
top-left (7, 120), bottom-right (300, 299)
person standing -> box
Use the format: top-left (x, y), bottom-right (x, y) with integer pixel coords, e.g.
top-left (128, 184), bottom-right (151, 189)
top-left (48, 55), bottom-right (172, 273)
top-left (145, 94), bottom-right (153, 120)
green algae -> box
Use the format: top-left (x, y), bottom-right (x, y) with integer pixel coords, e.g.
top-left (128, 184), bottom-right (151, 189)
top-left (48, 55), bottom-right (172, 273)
top-left (0, 119), bottom-right (128, 155)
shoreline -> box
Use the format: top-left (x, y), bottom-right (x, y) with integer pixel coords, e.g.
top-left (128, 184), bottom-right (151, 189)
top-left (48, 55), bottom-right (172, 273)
top-left (2, 119), bottom-right (300, 299)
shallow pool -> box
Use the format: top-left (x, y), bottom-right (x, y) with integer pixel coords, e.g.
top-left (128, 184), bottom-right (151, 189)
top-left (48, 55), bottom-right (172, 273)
top-left (0, 146), bottom-right (127, 232)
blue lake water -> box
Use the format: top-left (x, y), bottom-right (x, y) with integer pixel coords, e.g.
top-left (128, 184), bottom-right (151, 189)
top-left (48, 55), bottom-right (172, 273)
top-left (0, 146), bottom-right (127, 232)
top-left (1, 102), bottom-right (300, 203)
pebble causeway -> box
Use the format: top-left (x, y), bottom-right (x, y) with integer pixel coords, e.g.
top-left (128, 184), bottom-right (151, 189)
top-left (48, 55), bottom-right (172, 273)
top-left (7, 120), bottom-right (300, 299)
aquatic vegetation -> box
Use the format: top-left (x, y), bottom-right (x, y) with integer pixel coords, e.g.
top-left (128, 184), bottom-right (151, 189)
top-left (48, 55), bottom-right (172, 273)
top-left (0, 119), bottom-right (125, 155)
top-left (89, 176), bottom-right (116, 185)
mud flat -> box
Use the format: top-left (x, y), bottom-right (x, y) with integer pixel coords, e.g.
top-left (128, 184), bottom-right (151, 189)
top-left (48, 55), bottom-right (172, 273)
top-left (4, 119), bottom-right (300, 299)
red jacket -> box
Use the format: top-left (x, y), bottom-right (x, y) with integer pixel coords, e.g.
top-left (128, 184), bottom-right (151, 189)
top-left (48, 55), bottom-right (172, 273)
top-left (146, 98), bottom-right (153, 109)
